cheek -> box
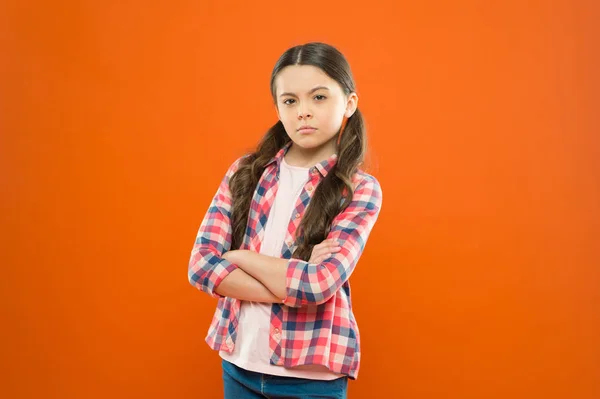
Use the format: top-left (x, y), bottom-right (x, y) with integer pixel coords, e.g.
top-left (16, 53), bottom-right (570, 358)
top-left (321, 104), bottom-right (345, 129)
top-left (278, 108), bottom-right (297, 133)
top-left (278, 108), bottom-right (295, 124)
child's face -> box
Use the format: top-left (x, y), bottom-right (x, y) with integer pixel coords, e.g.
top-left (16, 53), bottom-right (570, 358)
top-left (274, 65), bottom-right (357, 151)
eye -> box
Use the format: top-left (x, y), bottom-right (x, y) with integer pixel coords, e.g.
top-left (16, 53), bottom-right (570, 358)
top-left (314, 95), bottom-right (327, 101)
top-left (283, 99), bottom-right (296, 105)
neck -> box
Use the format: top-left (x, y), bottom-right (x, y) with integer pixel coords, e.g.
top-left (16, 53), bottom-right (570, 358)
top-left (284, 139), bottom-right (337, 168)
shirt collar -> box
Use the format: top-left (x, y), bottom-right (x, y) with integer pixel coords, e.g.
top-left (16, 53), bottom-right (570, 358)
top-left (265, 141), bottom-right (338, 178)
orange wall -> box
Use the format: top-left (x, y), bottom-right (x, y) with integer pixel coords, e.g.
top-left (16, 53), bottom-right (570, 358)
top-left (2, 1), bottom-right (599, 398)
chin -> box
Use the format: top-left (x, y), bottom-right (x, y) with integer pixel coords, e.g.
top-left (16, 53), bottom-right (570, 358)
top-left (292, 139), bottom-right (325, 149)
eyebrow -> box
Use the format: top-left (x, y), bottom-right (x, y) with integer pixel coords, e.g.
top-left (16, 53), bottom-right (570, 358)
top-left (279, 86), bottom-right (330, 98)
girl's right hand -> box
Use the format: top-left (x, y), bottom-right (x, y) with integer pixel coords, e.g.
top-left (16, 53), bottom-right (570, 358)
top-left (308, 239), bottom-right (342, 264)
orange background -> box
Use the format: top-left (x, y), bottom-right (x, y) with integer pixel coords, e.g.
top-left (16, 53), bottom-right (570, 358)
top-left (2, 1), bottom-right (599, 398)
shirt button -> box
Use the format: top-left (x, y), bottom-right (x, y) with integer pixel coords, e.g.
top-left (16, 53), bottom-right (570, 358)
top-left (287, 241), bottom-right (293, 247)
top-left (307, 186), bottom-right (313, 191)
top-left (295, 213), bottom-right (300, 219)
top-left (273, 328), bottom-right (280, 334)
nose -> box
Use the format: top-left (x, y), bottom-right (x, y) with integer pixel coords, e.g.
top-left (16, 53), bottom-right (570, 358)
top-left (297, 103), bottom-right (312, 120)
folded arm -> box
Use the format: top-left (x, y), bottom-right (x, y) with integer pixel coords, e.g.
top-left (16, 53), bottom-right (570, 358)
top-left (188, 156), bottom-right (279, 303)
top-left (214, 268), bottom-right (281, 303)
top-left (222, 250), bottom-right (288, 301)
top-left (227, 176), bottom-right (383, 308)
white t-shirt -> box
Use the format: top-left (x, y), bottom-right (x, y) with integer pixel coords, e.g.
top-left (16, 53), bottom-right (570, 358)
top-left (219, 156), bottom-right (343, 380)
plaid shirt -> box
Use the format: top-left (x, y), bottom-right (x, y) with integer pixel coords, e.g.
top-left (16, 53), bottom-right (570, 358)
top-left (188, 141), bottom-right (383, 379)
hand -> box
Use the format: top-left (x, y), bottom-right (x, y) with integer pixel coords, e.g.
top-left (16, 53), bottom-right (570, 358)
top-left (309, 239), bottom-right (342, 264)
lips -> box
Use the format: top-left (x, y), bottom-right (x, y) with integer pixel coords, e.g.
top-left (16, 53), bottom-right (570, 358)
top-left (297, 126), bottom-right (317, 134)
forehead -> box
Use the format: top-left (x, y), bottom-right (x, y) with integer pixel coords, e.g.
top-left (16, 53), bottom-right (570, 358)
top-left (275, 65), bottom-right (340, 96)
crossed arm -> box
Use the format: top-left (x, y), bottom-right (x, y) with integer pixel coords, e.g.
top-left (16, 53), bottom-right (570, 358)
top-left (188, 156), bottom-right (382, 307)
top-left (214, 251), bottom-right (287, 303)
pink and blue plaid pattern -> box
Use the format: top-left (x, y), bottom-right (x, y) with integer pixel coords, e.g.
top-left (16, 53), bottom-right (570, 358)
top-left (188, 141), bottom-right (382, 379)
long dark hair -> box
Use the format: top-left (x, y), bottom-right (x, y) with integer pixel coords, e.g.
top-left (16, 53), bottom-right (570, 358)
top-left (229, 42), bottom-right (368, 260)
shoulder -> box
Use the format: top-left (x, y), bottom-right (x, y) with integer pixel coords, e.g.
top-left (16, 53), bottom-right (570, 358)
top-left (224, 154), bottom-right (253, 178)
top-left (352, 170), bottom-right (382, 198)
top-left (344, 169), bottom-right (383, 212)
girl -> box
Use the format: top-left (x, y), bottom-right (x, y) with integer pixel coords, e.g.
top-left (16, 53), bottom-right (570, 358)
top-left (188, 42), bottom-right (383, 399)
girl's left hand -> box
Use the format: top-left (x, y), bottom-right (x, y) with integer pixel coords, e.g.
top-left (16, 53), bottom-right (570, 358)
top-left (309, 239), bottom-right (342, 264)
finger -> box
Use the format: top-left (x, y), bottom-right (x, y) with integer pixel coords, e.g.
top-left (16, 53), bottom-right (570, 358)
top-left (316, 239), bottom-right (333, 247)
top-left (315, 254), bottom-right (331, 263)
top-left (312, 244), bottom-right (340, 260)
top-left (325, 239), bottom-right (340, 247)
top-left (315, 246), bottom-right (334, 257)
top-left (318, 240), bottom-right (336, 247)
top-left (310, 242), bottom-right (339, 262)
top-left (323, 243), bottom-right (341, 252)
top-left (312, 243), bottom-right (329, 253)
top-left (310, 251), bottom-right (329, 263)
top-left (310, 255), bottom-right (325, 264)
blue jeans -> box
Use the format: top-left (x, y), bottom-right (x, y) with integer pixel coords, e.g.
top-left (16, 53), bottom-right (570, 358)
top-left (222, 359), bottom-right (348, 399)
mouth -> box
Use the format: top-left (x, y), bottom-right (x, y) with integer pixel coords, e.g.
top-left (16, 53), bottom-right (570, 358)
top-left (297, 126), bottom-right (317, 135)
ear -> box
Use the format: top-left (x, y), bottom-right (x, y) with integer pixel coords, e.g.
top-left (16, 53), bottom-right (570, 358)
top-left (345, 92), bottom-right (358, 118)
